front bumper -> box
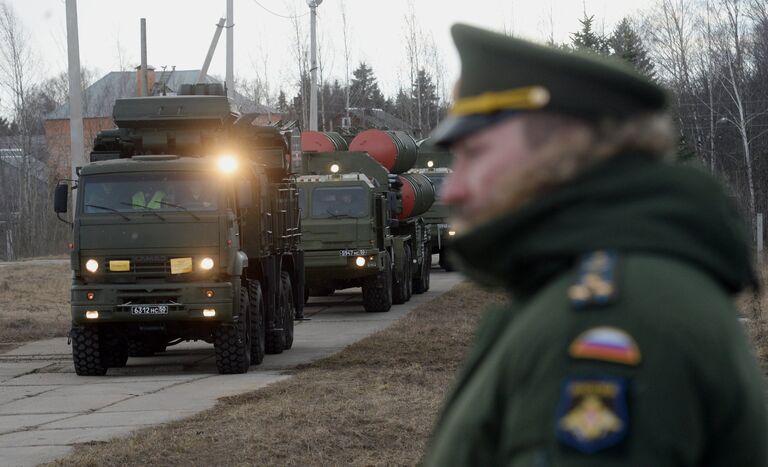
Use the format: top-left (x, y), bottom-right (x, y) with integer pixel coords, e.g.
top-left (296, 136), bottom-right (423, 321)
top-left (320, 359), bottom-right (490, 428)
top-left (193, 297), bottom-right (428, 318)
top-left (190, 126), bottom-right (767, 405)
top-left (304, 249), bottom-right (382, 285)
top-left (71, 281), bottom-right (235, 324)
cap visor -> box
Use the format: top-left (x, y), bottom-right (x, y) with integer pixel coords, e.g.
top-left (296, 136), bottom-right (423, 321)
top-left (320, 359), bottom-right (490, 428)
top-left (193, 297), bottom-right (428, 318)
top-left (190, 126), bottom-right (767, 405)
top-left (430, 112), bottom-right (521, 147)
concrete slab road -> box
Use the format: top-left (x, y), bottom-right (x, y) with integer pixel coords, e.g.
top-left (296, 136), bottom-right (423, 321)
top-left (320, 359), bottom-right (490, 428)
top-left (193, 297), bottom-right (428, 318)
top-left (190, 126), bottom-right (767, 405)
top-left (0, 266), bottom-right (462, 467)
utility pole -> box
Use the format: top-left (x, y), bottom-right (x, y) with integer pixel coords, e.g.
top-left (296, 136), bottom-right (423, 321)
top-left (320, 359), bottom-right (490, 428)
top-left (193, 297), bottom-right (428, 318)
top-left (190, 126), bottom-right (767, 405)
top-left (226, 0), bottom-right (234, 95)
top-left (198, 18), bottom-right (226, 84)
top-left (140, 18), bottom-right (149, 96)
top-left (307, 0), bottom-right (323, 131)
top-left (65, 0), bottom-right (85, 182)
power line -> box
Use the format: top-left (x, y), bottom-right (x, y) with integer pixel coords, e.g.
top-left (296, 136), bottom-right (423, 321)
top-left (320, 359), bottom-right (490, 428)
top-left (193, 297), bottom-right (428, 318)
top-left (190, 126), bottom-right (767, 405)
top-left (252, 0), bottom-right (309, 19)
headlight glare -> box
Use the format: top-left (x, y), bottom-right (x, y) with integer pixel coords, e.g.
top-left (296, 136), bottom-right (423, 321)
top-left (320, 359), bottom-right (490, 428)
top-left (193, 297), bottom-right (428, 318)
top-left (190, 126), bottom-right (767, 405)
top-left (200, 257), bottom-right (215, 270)
top-left (85, 259), bottom-right (99, 273)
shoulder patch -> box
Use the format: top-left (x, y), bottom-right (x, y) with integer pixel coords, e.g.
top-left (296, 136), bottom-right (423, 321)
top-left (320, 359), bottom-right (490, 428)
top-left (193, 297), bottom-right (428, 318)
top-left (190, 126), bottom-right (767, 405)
top-left (556, 375), bottom-right (629, 453)
top-left (568, 327), bottom-right (641, 366)
top-left (568, 250), bottom-right (619, 309)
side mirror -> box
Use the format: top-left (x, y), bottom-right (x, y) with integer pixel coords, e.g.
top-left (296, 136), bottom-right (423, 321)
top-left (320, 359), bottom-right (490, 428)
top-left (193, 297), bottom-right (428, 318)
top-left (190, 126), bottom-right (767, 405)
top-left (54, 184), bottom-right (69, 213)
top-left (237, 180), bottom-right (253, 209)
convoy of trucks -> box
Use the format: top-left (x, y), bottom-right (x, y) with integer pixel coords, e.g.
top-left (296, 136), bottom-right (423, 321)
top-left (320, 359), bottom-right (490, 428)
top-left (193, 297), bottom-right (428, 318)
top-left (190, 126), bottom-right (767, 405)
top-left (53, 83), bottom-right (452, 375)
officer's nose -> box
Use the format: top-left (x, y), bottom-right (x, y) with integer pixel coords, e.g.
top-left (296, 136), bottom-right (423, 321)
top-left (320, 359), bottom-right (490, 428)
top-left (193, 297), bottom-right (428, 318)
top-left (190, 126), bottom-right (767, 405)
top-left (440, 169), bottom-right (468, 207)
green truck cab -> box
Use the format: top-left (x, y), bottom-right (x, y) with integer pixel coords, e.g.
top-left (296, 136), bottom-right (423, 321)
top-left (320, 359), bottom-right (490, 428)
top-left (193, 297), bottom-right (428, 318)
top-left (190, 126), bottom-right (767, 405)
top-left (297, 130), bottom-right (435, 313)
top-left (411, 138), bottom-right (455, 270)
top-left (54, 84), bottom-right (303, 375)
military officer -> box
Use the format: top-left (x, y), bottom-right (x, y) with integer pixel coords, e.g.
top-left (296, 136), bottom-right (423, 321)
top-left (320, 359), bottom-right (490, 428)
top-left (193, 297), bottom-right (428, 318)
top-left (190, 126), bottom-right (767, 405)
top-left (424, 24), bottom-right (767, 466)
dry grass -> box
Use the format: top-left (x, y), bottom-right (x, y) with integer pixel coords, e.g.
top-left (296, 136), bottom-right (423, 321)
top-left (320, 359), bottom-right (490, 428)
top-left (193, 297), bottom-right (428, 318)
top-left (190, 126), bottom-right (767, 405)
top-left (0, 261), bottom-right (71, 343)
top-left (49, 283), bottom-right (505, 467)
top-left (740, 265), bottom-right (768, 372)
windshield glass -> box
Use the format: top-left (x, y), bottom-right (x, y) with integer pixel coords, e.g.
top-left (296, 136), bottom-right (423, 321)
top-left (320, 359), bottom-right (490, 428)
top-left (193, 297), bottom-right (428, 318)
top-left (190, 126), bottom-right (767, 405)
top-left (82, 172), bottom-right (220, 214)
top-left (311, 186), bottom-right (368, 218)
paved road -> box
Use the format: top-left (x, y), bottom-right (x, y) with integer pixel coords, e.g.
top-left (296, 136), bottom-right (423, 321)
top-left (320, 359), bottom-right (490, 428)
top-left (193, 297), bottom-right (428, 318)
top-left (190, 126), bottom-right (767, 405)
top-left (0, 267), bottom-right (462, 467)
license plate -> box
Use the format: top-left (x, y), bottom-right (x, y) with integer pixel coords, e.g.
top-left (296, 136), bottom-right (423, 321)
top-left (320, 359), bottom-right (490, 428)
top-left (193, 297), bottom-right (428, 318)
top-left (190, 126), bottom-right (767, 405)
top-left (130, 305), bottom-right (169, 315)
top-left (339, 249), bottom-right (366, 256)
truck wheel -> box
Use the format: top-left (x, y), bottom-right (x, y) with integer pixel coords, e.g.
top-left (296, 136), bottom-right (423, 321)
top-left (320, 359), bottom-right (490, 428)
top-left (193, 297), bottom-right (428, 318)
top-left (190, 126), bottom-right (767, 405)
top-left (214, 284), bottom-right (251, 374)
top-left (439, 249), bottom-right (455, 272)
top-left (71, 326), bottom-right (109, 376)
top-left (413, 243), bottom-right (432, 294)
top-left (104, 331), bottom-right (128, 368)
top-left (249, 281), bottom-right (266, 365)
top-left (392, 249), bottom-right (408, 305)
top-left (266, 277), bottom-right (286, 355)
top-left (363, 252), bottom-right (392, 312)
top-left (405, 245), bottom-right (413, 300)
top-left (280, 272), bottom-right (295, 350)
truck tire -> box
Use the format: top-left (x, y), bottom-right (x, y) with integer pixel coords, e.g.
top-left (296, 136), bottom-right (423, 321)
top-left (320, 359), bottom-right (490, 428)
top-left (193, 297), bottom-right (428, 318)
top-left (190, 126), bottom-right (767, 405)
top-left (266, 277), bottom-right (286, 355)
top-left (104, 331), bottom-right (128, 368)
top-left (249, 281), bottom-right (266, 365)
top-left (392, 249), bottom-right (409, 305)
top-left (71, 326), bottom-right (109, 376)
top-left (405, 245), bottom-right (413, 300)
top-left (214, 284), bottom-right (251, 374)
top-left (280, 272), bottom-right (295, 350)
top-left (362, 252), bottom-right (392, 312)
top-left (413, 243), bottom-right (431, 294)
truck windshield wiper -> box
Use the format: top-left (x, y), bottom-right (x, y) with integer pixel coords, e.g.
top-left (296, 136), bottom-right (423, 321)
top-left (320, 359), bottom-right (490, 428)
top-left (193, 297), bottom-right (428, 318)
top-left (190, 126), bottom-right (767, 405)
top-left (157, 201), bottom-right (200, 221)
top-left (326, 209), bottom-right (355, 219)
top-left (85, 204), bottom-right (131, 221)
top-left (120, 202), bottom-right (166, 221)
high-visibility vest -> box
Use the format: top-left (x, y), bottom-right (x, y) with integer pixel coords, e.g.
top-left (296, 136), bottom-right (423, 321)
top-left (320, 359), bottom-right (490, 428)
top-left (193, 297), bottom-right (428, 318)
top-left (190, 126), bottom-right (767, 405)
top-left (132, 191), bottom-right (166, 209)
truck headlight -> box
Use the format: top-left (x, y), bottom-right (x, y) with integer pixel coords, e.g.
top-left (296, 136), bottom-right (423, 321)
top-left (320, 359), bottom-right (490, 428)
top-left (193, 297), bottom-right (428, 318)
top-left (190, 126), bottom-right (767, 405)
top-left (200, 257), bottom-right (215, 270)
top-left (355, 256), bottom-right (366, 267)
top-left (217, 155), bottom-right (238, 174)
top-left (85, 259), bottom-right (99, 273)
top-left (448, 230), bottom-right (456, 236)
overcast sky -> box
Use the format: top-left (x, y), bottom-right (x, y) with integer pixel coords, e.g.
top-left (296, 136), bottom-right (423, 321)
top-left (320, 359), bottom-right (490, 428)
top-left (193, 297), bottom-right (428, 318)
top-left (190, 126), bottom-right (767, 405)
top-left (9, 0), bottom-right (656, 100)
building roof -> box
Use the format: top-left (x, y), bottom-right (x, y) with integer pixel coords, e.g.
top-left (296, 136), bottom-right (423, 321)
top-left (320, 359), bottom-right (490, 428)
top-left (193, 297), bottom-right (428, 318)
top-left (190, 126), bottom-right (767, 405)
top-left (47, 69), bottom-right (277, 120)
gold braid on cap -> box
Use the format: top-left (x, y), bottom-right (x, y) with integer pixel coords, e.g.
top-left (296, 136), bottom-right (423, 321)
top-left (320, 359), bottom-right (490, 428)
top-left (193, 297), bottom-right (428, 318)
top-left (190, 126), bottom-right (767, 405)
top-left (450, 85), bottom-right (551, 116)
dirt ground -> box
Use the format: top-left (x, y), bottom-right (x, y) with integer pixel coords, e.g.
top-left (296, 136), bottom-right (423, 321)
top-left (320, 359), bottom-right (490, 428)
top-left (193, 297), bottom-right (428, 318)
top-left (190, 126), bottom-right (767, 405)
top-left (0, 261), bottom-right (70, 345)
top-left (48, 283), bottom-right (505, 467)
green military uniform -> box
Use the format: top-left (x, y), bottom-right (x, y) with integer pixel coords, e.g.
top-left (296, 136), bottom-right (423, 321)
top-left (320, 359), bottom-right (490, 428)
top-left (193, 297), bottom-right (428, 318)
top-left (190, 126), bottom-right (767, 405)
top-left (425, 24), bottom-right (768, 466)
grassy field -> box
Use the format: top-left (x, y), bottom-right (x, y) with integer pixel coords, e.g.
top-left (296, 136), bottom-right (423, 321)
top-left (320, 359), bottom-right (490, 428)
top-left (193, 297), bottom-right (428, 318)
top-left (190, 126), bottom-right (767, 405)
top-left (0, 260), bottom-right (70, 345)
top-left (48, 283), bottom-right (504, 467)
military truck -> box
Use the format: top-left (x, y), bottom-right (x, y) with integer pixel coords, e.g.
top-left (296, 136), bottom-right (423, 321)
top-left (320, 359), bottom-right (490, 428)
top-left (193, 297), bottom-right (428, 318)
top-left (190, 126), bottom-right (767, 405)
top-left (53, 83), bottom-right (303, 376)
top-left (297, 130), bottom-right (434, 312)
top-left (410, 138), bottom-right (455, 271)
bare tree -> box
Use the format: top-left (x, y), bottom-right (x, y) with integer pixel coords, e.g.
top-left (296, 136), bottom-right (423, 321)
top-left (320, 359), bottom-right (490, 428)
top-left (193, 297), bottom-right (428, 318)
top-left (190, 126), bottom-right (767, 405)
top-left (404, 0), bottom-right (424, 135)
top-left (340, 0), bottom-right (352, 121)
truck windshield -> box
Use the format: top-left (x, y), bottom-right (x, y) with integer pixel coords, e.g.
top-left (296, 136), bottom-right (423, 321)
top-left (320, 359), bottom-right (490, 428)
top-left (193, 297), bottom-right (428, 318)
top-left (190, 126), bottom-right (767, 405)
top-left (311, 186), bottom-right (368, 218)
top-left (82, 173), bottom-right (220, 214)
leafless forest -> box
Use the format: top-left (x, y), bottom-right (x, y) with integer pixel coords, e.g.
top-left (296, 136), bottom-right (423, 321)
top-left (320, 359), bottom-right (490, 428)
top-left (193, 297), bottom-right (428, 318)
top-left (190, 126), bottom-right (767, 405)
top-left (0, 0), bottom-right (766, 259)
